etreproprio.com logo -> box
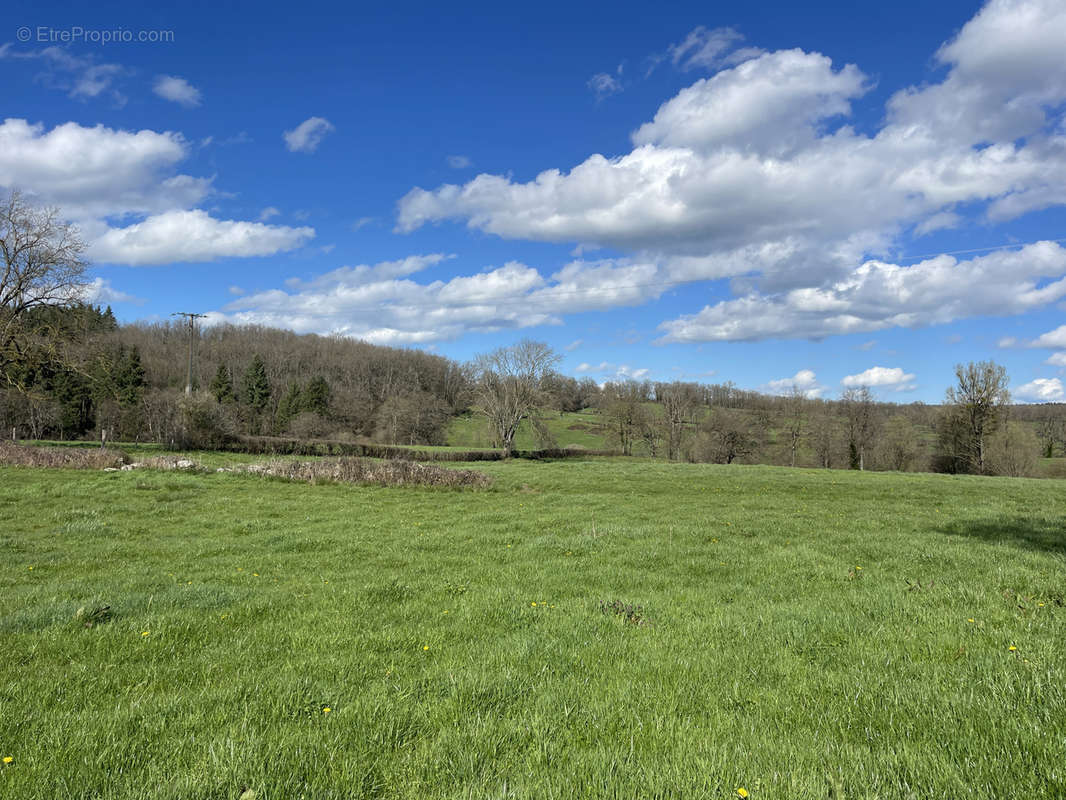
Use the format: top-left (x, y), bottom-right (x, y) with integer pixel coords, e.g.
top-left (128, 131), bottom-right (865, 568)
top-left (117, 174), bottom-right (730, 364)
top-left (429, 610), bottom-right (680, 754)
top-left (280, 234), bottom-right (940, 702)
top-left (16, 26), bottom-right (175, 44)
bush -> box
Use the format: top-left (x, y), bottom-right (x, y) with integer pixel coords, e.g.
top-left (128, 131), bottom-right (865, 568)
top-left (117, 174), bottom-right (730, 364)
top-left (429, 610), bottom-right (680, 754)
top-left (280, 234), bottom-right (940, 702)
top-left (178, 393), bottom-right (237, 450)
top-left (986, 421), bottom-right (1040, 477)
top-left (244, 457), bottom-right (492, 489)
top-left (0, 441), bottom-right (127, 469)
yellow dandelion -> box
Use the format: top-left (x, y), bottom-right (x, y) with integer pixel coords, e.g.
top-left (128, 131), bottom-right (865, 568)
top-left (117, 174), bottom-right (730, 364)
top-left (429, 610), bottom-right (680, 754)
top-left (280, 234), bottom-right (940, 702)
top-left (253, 573), bottom-right (259, 577)
top-left (423, 645), bottom-right (430, 651)
top-left (855, 566), bottom-right (863, 571)
top-left (2, 756), bottom-right (13, 764)
top-left (1008, 645), bottom-right (1017, 652)
top-left (967, 618), bottom-right (975, 623)
top-left (141, 631), bottom-right (150, 637)
top-left (1037, 602), bottom-right (1045, 608)
top-left (531, 602), bottom-right (537, 607)
top-left (737, 789), bottom-right (749, 798)
top-left (323, 707), bottom-right (331, 714)
top-left (443, 610), bottom-right (449, 615)
top-left (27, 566), bottom-right (33, 570)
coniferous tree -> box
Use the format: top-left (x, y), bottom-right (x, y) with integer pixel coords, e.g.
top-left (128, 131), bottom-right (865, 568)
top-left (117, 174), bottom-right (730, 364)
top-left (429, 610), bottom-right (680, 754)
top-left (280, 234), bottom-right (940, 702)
top-left (210, 363), bottom-right (235, 404)
top-left (116, 346), bottom-right (146, 407)
top-left (302, 376), bottom-right (330, 416)
top-left (275, 382), bottom-right (303, 433)
top-left (241, 355), bottom-right (271, 413)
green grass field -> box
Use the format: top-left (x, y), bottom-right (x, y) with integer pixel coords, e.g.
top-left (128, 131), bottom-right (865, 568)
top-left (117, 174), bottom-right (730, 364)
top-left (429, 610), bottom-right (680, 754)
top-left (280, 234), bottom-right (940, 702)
top-left (1, 458), bottom-right (1065, 799)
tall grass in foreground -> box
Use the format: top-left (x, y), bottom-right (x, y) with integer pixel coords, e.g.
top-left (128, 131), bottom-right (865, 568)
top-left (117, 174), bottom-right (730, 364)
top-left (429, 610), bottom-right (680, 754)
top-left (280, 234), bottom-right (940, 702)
top-left (0, 461), bottom-right (1063, 799)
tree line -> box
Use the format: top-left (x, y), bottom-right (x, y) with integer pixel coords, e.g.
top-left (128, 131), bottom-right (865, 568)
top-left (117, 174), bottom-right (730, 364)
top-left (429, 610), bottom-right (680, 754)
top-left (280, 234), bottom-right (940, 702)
top-left (1, 189), bottom-right (1062, 476)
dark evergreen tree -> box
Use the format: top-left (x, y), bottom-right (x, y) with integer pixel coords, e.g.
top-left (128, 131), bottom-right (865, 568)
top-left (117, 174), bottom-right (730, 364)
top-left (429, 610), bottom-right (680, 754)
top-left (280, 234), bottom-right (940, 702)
top-left (275, 382), bottom-right (303, 432)
top-left (241, 354), bottom-right (271, 412)
top-left (303, 376), bottom-right (330, 416)
top-left (116, 346), bottom-right (146, 407)
top-left (210, 363), bottom-right (235, 404)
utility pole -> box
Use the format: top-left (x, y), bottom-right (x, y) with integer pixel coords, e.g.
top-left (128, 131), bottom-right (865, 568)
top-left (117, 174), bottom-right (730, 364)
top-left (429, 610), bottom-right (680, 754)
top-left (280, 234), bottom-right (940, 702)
top-left (172, 312), bottom-right (206, 395)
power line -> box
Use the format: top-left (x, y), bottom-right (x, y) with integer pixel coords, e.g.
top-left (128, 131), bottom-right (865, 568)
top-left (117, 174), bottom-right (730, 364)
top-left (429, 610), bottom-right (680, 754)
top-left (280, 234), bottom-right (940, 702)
top-left (172, 312), bottom-right (206, 395)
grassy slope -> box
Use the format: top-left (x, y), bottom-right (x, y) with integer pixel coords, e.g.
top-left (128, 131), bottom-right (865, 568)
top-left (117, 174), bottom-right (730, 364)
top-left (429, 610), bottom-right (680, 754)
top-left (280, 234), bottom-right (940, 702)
top-left (1, 461), bottom-right (1064, 799)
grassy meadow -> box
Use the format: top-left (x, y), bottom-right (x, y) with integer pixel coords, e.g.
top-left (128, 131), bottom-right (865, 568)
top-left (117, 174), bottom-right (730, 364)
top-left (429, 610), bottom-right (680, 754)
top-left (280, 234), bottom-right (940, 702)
top-left (1, 456), bottom-right (1065, 799)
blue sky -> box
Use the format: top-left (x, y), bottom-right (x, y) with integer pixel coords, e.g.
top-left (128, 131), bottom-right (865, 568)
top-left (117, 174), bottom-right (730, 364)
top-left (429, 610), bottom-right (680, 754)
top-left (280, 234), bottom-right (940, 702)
top-left (3, 0), bottom-right (1066, 403)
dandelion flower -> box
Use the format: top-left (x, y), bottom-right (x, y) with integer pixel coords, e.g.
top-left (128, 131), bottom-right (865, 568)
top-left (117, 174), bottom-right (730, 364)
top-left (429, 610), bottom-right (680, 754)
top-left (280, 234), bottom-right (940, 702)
top-left (141, 631), bottom-right (150, 637)
top-left (737, 789), bottom-right (749, 798)
top-left (855, 566), bottom-right (863, 571)
top-left (423, 645), bottom-right (430, 651)
top-left (323, 707), bottom-right (331, 714)
top-left (967, 618), bottom-right (975, 623)
top-left (531, 602), bottom-right (537, 607)
top-left (1009, 645), bottom-right (1017, 652)
top-left (2, 756), bottom-right (12, 764)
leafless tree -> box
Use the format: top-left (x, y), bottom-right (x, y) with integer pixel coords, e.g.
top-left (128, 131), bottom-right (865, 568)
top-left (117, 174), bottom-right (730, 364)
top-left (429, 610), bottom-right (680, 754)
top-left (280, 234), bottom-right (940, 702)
top-left (601, 380), bottom-right (649, 455)
top-left (1, 190), bottom-right (88, 385)
top-left (782, 385), bottom-right (809, 468)
top-left (842, 386), bottom-right (875, 470)
top-left (470, 339), bottom-right (560, 452)
top-left (658, 381), bottom-right (700, 461)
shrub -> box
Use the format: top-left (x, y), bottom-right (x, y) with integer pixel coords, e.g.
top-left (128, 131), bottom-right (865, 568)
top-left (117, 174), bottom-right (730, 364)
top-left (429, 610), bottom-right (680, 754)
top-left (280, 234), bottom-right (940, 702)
top-left (243, 456), bottom-right (492, 489)
top-left (0, 441), bottom-right (127, 469)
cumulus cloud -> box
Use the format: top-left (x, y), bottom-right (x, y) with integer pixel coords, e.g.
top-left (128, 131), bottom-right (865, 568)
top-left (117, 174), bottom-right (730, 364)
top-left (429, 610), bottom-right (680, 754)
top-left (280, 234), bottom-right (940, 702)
top-left (1014, 377), bottom-right (1065, 401)
top-left (1046, 352), bottom-right (1066, 366)
top-left (0, 118), bottom-right (317, 265)
top-left (153, 75), bottom-right (202, 107)
top-left (396, 0), bottom-right (1066, 343)
top-left (1031, 324), bottom-right (1066, 348)
top-left (90, 210), bottom-right (315, 266)
top-left (656, 243), bottom-right (1066, 343)
top-left (760, 369), bottom-right (824, 398)
top-left (283, 117), bottom-right (334, 153)
top-left (842, 366), bottom-right (917, 392)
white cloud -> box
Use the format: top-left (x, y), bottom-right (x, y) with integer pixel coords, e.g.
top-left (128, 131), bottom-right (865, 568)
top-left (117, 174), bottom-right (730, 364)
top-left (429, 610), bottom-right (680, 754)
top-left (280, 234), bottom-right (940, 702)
top-left (0, 118), bottom-right (206, 219)
top-left (447, 155), bottom-right (472, 169)
top-left (565, 339), bottom-right (583, 351)
top-left (397, 1), bottom-right (1066, 343)
top-left (616, 365), bottom-right (650, 380)
top-left (90, 210), bottom-right (315, 266)
top-left (153, 75), bottom-right (202, 107)
top-left (208, 255), bottom-right (563, 345)
top-left (657, 243), bottom-right (1066, 343)
top-left (78, 277), bottom-right (141, 305)
top-left (668, 26), bottom-right (748, 71)
top-left (588, 72), bottom-right (623, 99)
top-left (997, 336), bottom-right (1018, 348)
top-left (1031, 324), bottom-right (1066, 348)
top-left (229, 286), bottom-right (246, 296)
top-left (1015, 377), bottom-right (1065, 401)
top-left (842, 366), bottom-right (917, 392)
top-left (259, 206), bottom-right (281, 221)
top-left (0, 45), bottom-right (128, 105)
top-left (351, 216), bottom-right (374, 231)
top-left (1046, 352), bottom-right (1066, 366)
top-left (0, 118), bottom-right (318, 266)
top-left (283, 117), bottom-right (334, 153)
top-left (760, 369), bottom-right (824, 398)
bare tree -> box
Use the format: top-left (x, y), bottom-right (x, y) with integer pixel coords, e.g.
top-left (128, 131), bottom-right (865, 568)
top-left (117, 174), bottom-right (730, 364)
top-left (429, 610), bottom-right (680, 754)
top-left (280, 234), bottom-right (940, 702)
top-left (943, 360), bottom-right (1010, 473)
top-left (842, 386), bottom-right (875, 470)
top-left (658, 381), bottom-right (699, 461)
top-left (471, 339), bottom-right (559, 452)
top-left (1, 190), bottom-right (88, 386)
top-left (601, 380), bottom-right (648, 456)
top-left (782, 385), bottom-right (809, 468)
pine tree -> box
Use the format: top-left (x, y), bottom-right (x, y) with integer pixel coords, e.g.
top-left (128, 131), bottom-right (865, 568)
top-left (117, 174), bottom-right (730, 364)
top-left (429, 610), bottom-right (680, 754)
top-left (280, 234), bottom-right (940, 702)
top-left (210, 363), bottom-right (235, 403)
top-left (302, 376), bottom-right (331, 416)
top-left (241, 355), bottom-right (271, 412)
top-left (275, 382), bottom-right (303, 432)
top-left (116, 346), bottom-right (146, 407)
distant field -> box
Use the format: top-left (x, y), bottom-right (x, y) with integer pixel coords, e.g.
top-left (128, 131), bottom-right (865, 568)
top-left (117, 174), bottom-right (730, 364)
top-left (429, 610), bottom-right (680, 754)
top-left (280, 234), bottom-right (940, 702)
top-left (447, 410), bottom-right (611, 451)
top-left (1, 459), bottom-right (1064, 798)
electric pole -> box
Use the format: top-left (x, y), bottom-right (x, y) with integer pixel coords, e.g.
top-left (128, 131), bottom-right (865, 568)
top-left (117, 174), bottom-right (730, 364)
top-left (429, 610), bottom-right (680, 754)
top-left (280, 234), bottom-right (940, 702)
top-left (172, 312), bottom-right (206, 395)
